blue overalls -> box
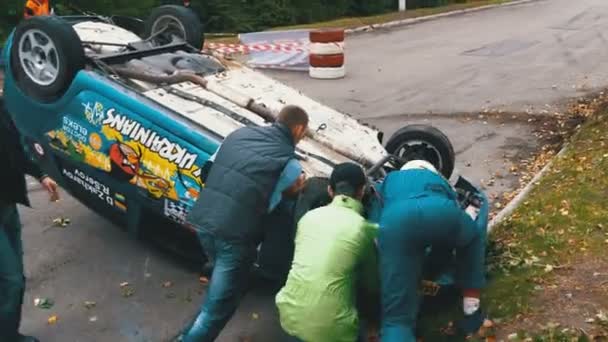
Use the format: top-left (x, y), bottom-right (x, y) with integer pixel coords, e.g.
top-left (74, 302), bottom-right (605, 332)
top-left (369, 169), bottom-right (489, 341)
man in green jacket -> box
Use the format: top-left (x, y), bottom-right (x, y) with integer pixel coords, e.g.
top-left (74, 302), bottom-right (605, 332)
top-left (276, 162), bottom-right (379, 342)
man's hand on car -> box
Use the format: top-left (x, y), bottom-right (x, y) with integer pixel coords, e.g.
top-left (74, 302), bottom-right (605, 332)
top-left (40, 176), bottom-right (60, 202)
top-left (283, 172), bottom-right (307, 198)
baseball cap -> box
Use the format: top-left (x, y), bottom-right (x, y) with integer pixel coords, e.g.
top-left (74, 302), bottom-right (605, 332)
top-left (330, 162), bottom-right (367, 194)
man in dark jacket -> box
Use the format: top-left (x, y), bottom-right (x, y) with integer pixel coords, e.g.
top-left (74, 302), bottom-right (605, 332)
top-left (1, 99), bottom-right (59, 342)
top-left (182, 105), bottom-right (309, 342)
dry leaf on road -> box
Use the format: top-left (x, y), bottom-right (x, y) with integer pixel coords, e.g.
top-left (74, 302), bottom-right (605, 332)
top-left (47, 315), bottom-right (58, 325)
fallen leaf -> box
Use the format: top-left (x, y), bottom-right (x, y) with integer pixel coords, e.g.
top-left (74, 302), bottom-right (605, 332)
top-left (34, 298), bottom-right (54, 309)
top-left (47, 315), bottom-right (58, 325)
top-left (122, 287), bottom-right (135, 298)
top-left (84, 301), bottom-right (96, 309)
top-left (120, 283), bottom-right (135, 297)
top-left (52, 217), bottom-right (71, 228)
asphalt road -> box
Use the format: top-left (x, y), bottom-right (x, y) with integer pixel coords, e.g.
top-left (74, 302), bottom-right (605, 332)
top-left (14, 0), bottom-right (608, 341)
top-left (18, 181), bottom-right (289, 342)
top-left (267, 0), bottom-right (608, 116)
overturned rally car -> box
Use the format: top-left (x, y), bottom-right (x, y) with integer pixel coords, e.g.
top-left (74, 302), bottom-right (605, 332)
top-left (2, 5), bottom-right (459, 232)
top-left (1, 6), bottom-right (486, 292)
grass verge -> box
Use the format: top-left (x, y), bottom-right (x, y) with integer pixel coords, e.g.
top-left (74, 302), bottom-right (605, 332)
top-left (483, 107), bottom-right (608, 339)
top-left (208, 0), bottom-right (517, 44)
top-left (416, 100), bottom-right (607, 341)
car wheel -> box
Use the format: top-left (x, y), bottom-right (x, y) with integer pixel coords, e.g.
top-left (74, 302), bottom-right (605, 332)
top-left (385, 125), bottom-right (456, 179)
top-left (10, 16), bottom-right (85, 103)
top-left (294, 177), bottom-right (331, 224)
top-left (145, 5), bottom-right (204, 50)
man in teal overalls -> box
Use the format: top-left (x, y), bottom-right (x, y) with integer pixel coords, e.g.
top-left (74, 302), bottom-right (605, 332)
top-left (370, 160), bottom-right (489, 341)
top-left (1, 99), bottom-right (59, 342)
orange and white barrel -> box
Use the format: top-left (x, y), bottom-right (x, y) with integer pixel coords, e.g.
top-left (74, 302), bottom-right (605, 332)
top-left (309, 29), bottom-right (346, 79)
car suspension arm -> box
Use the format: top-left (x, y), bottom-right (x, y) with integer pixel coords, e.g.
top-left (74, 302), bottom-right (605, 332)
top-left (110, 67), bottom-right (277, 122)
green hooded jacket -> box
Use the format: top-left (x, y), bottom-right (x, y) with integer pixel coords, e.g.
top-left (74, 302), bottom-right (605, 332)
top-left (276, 195), bottom-right (379, 342)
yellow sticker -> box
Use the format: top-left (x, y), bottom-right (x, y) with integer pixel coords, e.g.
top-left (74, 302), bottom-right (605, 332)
top-left (89, 133), bottom-right (102, 151)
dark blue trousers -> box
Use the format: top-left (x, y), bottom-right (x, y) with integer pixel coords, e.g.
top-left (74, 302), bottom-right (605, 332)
top-left (0, 204), bottom-right (25, 341)
top-left (183, 230), bottom-right (257, 342)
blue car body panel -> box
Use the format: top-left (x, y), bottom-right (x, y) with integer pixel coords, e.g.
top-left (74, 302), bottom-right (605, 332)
top-left (2, 32), bottom-right (221, 232)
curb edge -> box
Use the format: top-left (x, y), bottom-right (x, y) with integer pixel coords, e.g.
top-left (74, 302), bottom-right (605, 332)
top-left (345, 0), bottom-right (541, 35)
top-left (488, 143), bottom-right (570, 232)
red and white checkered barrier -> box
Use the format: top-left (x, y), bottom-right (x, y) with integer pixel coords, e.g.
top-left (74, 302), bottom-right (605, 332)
top-left (206, 42), bottom-right (308, 56)
top-left (205, 29), bottom-right (346, 73)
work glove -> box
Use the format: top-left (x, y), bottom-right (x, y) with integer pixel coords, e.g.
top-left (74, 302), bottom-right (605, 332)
top-left (457, 309), bottom-right (495, 339)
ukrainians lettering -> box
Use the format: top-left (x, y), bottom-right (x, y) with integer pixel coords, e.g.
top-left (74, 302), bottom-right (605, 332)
top-left (102, 109), bottom-right (198, 169)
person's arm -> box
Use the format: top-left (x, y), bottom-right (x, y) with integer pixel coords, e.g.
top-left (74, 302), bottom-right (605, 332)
top-left (199, 146), bottom-right (220, 183)
top-left (0, 106), bottom-right (44, 180)
top-left (356, 222), bottom-right (381, 326)
top-left (359, 222), bottom-right (380, 293)
top-left (268, 159), bottom-right (304, 213)
top-left (21, 135), bottom-right (60, 201)
top-left (1, 108), bottom-right (60, 201)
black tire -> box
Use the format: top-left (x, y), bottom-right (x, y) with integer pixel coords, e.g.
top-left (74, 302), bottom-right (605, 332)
top-left (10, 16), bottom-right (85, 103)
top-left (294, 177), bottom-right (331, 224)
top-left (385, 125), bottom-right (455, 179)
top-left (144, 5), bottom-right (204, 50)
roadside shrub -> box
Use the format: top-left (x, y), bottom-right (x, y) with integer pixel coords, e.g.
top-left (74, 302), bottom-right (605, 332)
top-left (0, 0), bottom-right (487, 37)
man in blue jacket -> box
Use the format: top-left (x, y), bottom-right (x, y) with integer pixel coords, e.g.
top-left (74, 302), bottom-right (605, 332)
top-left (370, 160), bottom-right (489, 341)
top-left (1, 99), bottom-right (59, 342)
top-left (182, 105), bottom-right (309, 342)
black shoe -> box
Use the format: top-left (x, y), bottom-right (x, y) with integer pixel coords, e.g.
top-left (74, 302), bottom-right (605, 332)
top-left (17, 334), bottom-right (40, 342)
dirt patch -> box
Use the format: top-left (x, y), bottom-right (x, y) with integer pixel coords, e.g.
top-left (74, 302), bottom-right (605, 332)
top-left (495, 257), bottom-right (608, 340)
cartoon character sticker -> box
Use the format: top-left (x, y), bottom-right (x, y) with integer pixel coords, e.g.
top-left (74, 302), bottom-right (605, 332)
top-left (83, 102), bottom-right (106, 126)
top-left (109, 143), bottom-right (141, 181)
top-left (47, 101), bottom-right (204, 216)
top-left (89, 133), bottom-right (103, 150)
